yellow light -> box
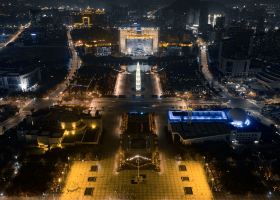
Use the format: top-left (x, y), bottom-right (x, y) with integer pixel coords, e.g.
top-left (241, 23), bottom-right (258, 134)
top-left (61, 123), bottom-right (65, 129)
top-left (159, 42), bottom-right (193, 48)
top-left (64, 130), bottom-right (69, 136)
top-left (72, 130), bottom-right (75, 135)
top-left (91, 124), bottom-right (97, 129)
top-left (72, 123), bottom-right (76, 129)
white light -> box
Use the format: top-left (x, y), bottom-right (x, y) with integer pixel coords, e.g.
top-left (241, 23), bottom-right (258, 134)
top-left (245, 119), bottom-right (250, 126)
top-left (19, 81), bottom-right (28, 91)
top-left (230, 121), bottom-right (243, 128)
top-left (127, 47), bottom-right (132, 54)
top-left (230, 118), bottom-right (251, 128)
top-left (136, 62), bottom-right (141, 91)
top-left (232, 139), bottom-right (238, 144)
top-left (126, 154), bottom-right (150, 161)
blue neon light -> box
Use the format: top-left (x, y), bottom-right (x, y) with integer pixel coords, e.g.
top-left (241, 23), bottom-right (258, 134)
top-left (168, 110), bottom-right (228, 122)
top-left (230, 118), bottom-right (251, 128)
top-left (168, 110), bottom-right (252, 128)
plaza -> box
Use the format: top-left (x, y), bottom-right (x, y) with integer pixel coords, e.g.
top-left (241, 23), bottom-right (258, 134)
top-left (60, 61), bottom-right (213, 199)
top-left (61, 158), bottom-right (212, 200)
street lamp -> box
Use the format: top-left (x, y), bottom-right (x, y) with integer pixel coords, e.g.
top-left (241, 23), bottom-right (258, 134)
top-left (211, 178), bottom-right (214, 191)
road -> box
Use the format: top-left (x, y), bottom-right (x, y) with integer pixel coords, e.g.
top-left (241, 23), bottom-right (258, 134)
top-left (48, 27), bottom-right (80, 99)
top-left (0, 22), bottom-right (30, 50)
top-left (0, 26), bottom-right (80, 134)
top-left (198, 39), bottom-right (274, 126)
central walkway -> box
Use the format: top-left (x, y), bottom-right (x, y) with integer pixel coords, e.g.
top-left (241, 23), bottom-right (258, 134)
top-left (114, 64), bottom-right (162, 98)
top-left (60, 63), bottom-right (212, 200)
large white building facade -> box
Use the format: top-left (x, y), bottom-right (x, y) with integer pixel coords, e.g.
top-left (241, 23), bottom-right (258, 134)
top-left (0, 67), bottom-right (41, 92)
top-left (119, 25), bottom-right (159, 57)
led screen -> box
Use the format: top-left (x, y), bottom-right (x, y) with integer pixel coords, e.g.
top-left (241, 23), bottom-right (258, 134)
top-left (126, 38), bottom-right (153, 56)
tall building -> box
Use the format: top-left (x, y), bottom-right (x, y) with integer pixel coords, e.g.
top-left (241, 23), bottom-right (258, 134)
top-left (199, 4), bottom-right (209, 34)
top-left (218, 26), bottom-right (253, 77)
top-left (256, 8), bottom-right (266, 33)
top-left (214, 16), bottom-right (225, 42)
top-left (215, 16), bottom-right (225, 29)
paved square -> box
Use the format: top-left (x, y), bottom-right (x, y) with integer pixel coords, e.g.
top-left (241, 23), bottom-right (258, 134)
top-left (60, 155), bottom-right (213, 200)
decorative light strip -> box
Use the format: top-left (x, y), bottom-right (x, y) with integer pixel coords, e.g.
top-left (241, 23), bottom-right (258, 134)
top-left (168, 110), bottom-right (228, 121)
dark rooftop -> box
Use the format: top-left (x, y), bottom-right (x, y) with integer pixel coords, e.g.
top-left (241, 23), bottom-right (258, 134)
top-left (170, 122), bottom-right (231, 139)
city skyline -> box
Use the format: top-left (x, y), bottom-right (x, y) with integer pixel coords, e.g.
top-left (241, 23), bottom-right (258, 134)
top-left (0, 0), bottom-right (280, 199)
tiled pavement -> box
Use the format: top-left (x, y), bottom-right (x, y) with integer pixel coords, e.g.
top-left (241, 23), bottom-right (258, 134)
top-left (60, 153), bottom-right (213, 200)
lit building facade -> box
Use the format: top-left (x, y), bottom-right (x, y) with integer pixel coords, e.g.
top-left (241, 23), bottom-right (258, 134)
top-left (168, 108), bottom-right (261, 145)
top-left (208, 14), bottom-right (223, 27)
top-left (119, 25), bottom-right (159, 56)
top-left (17, 106), bottom-right (103, 150)
top-left (84, 42), bottom-right (113, 57)
top-left (0, 67), bottom-right (41, 92)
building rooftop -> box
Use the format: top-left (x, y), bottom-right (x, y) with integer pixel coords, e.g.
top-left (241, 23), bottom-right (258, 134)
top-left (124, 112), bottom-right (153, 135)
top-left (168, 109), bottom-right (260, 140)
top-left (170, 122), bottom-right (231, 139)
top-left (18, 106), bottom-right (102, 145)
top-left (121, 112), bottom-right (157, 150)
top-left (169, 110), bottom-right (228, 123)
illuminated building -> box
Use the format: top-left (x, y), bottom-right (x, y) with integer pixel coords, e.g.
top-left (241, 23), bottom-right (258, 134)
top-left (119, 112), bottom-right (159, 171)
top-left (168, 108), bottom-right (261, 145)
top-left (74, 16), bottom-right (93, 28)
top-left (72, 8), bottom-right (105, 28)
top-left (0, 67), bottom-right (41, 92)
top-left (82, 16), bottom-right (92, 27)
top-left (159, 42), bottom-right (193, 56)
top-left (17, 106), bottom-right (102, 150)
top-left (208, 14), bottom-right (223, 27)
top-left (119, 24), bottom-right (159, 56)
top-left (84, 41), bottom-right (113, 56)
